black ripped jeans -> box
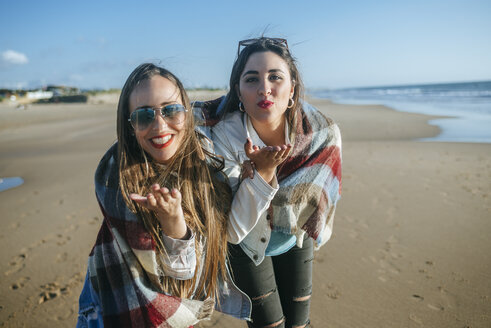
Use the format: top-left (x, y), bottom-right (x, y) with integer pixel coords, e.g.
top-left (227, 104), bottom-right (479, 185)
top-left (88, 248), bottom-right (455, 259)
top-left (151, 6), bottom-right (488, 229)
top-left (229, 237), bottom-right (313, 328)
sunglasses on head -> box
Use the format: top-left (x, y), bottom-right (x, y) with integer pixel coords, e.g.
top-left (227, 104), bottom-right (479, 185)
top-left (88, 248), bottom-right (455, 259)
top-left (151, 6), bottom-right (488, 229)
top-left (237, 37), bottom-right (289, 57)
top-left (128, 104), bottom-right (188, 130)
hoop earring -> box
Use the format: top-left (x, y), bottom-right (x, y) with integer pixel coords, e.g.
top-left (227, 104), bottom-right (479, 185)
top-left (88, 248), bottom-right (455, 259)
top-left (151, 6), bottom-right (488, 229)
top-left (287, 98), bottom-right (295, 109)
top-left (238, 102), bottom-right (245, 112)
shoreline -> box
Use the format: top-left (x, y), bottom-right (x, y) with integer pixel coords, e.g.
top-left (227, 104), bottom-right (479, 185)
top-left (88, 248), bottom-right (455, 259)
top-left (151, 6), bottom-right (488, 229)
top-left (310, 95), bottom-right (491, 144)
top-left (0, 96), bottom-right (490, 327)
top-left (307, 97), bottom-right (444, 142)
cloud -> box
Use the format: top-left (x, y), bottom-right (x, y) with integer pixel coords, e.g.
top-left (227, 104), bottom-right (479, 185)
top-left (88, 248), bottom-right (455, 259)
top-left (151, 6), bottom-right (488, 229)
top-left (1, 50), bottom-right (29, 65)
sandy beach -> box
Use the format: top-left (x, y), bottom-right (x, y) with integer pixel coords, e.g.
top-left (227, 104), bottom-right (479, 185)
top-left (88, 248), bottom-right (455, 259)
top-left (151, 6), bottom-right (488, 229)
top-left (0, 93), bottom-right (490, 327)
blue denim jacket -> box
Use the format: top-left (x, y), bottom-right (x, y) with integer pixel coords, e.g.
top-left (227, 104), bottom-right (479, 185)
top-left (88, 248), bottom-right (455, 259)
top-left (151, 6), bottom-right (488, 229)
top-left (76, 271), bottom-right (104, 328)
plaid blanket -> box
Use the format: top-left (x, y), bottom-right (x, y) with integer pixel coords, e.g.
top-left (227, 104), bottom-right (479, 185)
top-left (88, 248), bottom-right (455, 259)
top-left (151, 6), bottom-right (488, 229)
top-left (88, 144), bottom-right (214, 328)
top-left (194, 98), bottom-right (342, 247)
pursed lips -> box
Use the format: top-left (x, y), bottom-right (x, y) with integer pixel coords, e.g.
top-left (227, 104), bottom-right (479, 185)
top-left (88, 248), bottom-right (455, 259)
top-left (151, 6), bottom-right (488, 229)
top-left (257, 100), bottom-right (274, 109)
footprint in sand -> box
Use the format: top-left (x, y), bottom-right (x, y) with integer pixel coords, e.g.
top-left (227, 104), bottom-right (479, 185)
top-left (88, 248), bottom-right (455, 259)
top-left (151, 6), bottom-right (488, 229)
top-left (38, 277), bottom-right (80, 304)
top-left (451, 271), bottom-right (469, 284)
top-left (416, 260), bottom-right (434, 279)
top-left (5, 253), bottom-right (27, 276)
top-left (378, 258), bottom-right (400, 275)
top-left (411, 294), bottom-right (424, 301)
top-left (23, 272), bottom-right (84, 311)
top-left (434, 286), bottom-right (459, 310)
top-left (376, 235), bottom-right (402, 278)
top-left (38, 282), bottom-right (69, 304)
top-left (325, 282), bottom-right (341, 300)
top-left (411, 292), bottom-right (445, 311)
top-left (10, 277), bottom-right (30, 290)
top-left (427, 303), bottom-right (445, 311)
top-left (319, 282), bottom-right (341, 300)
top-left (56, 233), bottom-right (71, 246)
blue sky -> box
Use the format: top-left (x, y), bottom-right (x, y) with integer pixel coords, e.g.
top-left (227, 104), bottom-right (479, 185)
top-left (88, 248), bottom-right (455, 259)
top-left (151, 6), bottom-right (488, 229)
top-left (1, 0), bottom-right (490, 90)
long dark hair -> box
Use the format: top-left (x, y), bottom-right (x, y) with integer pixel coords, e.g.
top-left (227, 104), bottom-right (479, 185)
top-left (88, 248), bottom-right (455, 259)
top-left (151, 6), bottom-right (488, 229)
top-left (222, 37), bottom-right (304, 136)
top-left (116, 63), bottom-right (231, 300)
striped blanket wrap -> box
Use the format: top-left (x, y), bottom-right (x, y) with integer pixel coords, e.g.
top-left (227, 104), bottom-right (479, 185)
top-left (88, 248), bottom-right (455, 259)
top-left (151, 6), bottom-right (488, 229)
top-left (88, 144), bottom-right (214, 328)
top-left (274, 102), bottom-right (342, 246)
top-left (197, 98), bottom-right (342, 247)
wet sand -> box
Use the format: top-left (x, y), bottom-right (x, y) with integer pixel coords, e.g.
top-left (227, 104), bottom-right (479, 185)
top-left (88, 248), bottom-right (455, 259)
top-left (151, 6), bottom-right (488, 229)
top-left (0, 93), bottom-right (490, 327)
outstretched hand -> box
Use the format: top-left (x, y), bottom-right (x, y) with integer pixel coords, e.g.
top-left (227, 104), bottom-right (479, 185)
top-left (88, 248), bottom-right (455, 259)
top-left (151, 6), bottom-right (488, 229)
top-left (130, 184), bottom-right (188, 239)
top-left (243, 138), bottom-right (292, 184)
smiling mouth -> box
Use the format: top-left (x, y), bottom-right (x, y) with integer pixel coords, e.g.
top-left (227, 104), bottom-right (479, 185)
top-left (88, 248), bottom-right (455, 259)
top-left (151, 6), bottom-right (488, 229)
top-left (257, 100), bottom-right (274, 109)
top-left (150, 134), bottom-right (173, 149)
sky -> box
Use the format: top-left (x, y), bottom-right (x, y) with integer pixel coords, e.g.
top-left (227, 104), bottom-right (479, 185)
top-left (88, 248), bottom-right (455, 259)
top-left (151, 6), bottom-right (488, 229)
top-left (1, 0), bottom-right (491, 90)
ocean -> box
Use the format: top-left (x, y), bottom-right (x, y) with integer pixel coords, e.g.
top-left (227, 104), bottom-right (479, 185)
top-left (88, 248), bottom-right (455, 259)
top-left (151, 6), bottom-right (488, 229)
top-left (311, 81), bottom-right (491, 143)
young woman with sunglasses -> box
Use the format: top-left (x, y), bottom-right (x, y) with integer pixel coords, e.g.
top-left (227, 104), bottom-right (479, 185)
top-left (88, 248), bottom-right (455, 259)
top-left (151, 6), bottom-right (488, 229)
top-left (205, 37), bottom-right (342, 327)
top-left (76, 63), bottom-right (279, 327)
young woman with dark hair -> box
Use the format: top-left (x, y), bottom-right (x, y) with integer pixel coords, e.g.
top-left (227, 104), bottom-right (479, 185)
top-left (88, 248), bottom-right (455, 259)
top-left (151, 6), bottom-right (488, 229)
top-left (209, 37), bottom-right (342, 328)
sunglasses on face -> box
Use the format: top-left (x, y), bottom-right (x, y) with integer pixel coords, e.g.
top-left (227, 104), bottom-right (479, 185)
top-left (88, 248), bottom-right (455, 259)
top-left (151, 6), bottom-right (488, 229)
top-left (237, 37), bottom-right (289, 57)
top-left (128, 104), bottom-right (188, 130)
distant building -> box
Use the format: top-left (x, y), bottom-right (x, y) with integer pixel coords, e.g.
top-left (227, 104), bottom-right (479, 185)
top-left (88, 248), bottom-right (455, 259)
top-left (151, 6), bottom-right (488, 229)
top-left (26, 90), bottom-right (53, 100)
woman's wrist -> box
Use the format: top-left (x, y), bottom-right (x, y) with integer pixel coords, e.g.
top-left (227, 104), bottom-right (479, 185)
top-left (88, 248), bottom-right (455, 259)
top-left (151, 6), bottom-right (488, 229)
top-left (256, 167), bottom-right (277, 185)
top-left (158, 214), bottom-right (188, 239)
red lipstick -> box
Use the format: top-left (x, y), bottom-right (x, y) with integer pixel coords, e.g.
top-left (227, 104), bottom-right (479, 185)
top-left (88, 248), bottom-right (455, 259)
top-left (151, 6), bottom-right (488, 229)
top-left (257, 100), bottom-right (274, 109)
top-left (150, 134), bottom-right (173, 149)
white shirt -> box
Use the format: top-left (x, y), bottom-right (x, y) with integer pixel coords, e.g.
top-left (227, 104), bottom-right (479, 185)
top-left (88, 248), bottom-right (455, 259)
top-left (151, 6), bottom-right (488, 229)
top-left (212, 111), bottom-right (282, 265)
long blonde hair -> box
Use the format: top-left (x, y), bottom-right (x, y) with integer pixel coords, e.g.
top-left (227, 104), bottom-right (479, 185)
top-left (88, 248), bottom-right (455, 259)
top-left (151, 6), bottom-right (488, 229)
top-left (116, 63), bottom-right (231, 300)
